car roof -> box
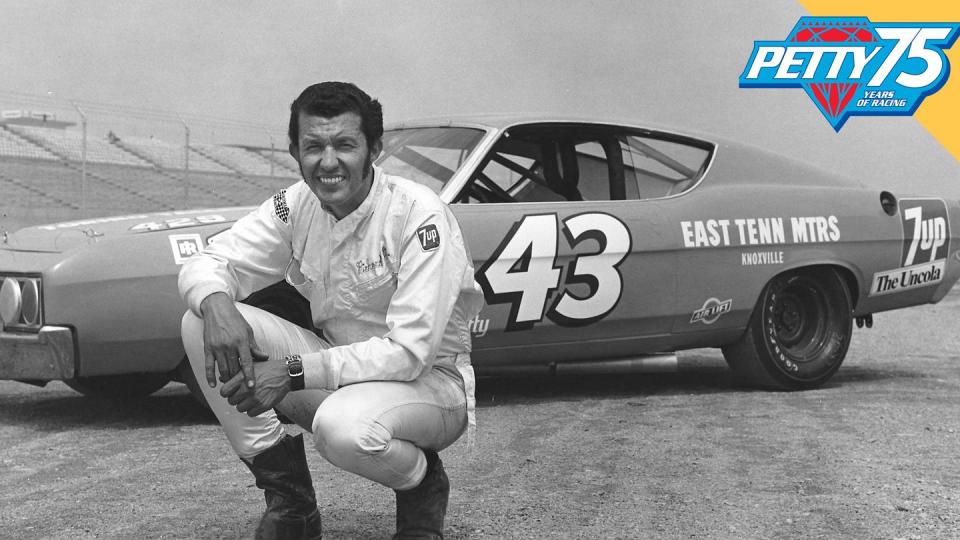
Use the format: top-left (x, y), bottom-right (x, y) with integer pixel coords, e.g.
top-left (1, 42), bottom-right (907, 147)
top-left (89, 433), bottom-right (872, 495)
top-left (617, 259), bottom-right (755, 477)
top-left (384, 114), bottom-right (865, 190)
top-left (385, 113), bottom-right (700, 136)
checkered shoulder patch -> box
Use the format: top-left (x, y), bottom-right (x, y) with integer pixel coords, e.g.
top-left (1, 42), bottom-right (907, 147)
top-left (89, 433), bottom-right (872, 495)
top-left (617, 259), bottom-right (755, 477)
top-left (272, 189), bottom-right (290, 223)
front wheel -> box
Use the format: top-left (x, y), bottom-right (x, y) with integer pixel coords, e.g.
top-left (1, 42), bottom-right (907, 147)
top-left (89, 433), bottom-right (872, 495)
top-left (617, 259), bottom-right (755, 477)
top-left (722, 267), bottom-right (853, 390)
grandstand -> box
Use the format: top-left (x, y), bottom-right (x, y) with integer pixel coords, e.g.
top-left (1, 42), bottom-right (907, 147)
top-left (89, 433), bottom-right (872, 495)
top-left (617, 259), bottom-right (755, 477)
top-left (0, 126), bottom-right (58, 160)
top-left (257, 148), bottom-right (301, 175)
top-left (0, 105), bottom-right (298, 232)
top-left (111, 134), bottom-right (235, 173)
top-left (193, 144), bottom-right (299, 179)
top-left (7, 125), bottom-right (151, 166)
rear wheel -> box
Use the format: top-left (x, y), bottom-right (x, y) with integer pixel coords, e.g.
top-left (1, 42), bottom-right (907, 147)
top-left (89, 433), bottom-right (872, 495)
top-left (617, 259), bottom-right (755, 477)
top-left (722, 267), bottom-right (853, 390)
top-left (64, 373), bottom-right (170, 399)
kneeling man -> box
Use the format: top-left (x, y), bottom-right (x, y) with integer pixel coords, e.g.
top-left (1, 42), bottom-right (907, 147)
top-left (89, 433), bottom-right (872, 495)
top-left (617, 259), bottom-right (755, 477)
top-left (179, 81), bottom-right (483, 539)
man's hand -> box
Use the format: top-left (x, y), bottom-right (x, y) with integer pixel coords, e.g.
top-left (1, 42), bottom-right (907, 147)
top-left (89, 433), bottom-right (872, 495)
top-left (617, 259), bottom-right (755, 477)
top-left (219, 355), bottom-right (291, 417)
top-left (200, 292), bottom-right (261, 389)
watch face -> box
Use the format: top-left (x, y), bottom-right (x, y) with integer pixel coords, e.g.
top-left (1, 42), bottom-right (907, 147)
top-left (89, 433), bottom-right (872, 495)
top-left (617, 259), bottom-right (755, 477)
top-left (286, 357), bottom-right (304, 377)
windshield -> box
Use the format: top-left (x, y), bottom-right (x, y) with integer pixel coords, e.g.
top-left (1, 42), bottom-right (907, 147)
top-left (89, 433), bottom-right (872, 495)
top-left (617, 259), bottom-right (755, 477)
top-left (376, 127), bottom-right (486, 194)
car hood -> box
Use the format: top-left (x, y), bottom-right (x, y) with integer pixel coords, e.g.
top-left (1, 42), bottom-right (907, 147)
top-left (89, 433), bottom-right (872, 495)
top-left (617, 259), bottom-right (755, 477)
top-left (0, 207), bottom-right (252, 253)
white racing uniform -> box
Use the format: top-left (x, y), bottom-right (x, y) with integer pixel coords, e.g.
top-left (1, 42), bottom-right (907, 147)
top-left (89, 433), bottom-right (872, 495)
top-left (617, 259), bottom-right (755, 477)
top-left (179, 167), bottom-right (484, 489)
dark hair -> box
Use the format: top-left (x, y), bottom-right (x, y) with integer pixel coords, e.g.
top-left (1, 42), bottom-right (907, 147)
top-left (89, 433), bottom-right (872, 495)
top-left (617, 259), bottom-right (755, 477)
top-left (287, 82), bottom-right (383, 148)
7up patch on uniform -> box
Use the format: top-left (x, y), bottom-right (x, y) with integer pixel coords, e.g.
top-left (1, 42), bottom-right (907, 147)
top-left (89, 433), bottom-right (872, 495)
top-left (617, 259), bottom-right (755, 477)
top-left (417, 224), bottom-right (440, 251)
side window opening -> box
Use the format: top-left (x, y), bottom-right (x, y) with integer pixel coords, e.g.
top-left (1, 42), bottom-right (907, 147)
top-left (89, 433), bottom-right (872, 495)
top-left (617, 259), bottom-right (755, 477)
top-left (457, 124), bottom-right (713, 204)
top-left (621, 136), bottom-right (711, 198)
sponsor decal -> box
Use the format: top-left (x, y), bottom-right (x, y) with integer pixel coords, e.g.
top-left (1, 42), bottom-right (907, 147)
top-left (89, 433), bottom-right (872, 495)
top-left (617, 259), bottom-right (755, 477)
top-left (39, 214), bottom-right (151, 231)
top-left (476, 212), bottom-right (631, 331)
top-left (898, 199), bottom-right (950, 266)
top-left (680, 216), bottom-right (839, 248)
top-left (467, 316), bottom-right (490, 338)
top-left (740, 17), bottom-right (960, 131)
top-left (870, 198), bottom-right (951, 296)
top-left (691, 297), bottom-right (732, 325)
top-left (38, 209), bottom-right (235, 231)
top-left (416, 224), bottom-right (441, 251)
top-left (130, 215), bottom-right (226, 232)
top-left (169, 234), bottom-right (204, 265)
top-left (871, 262), bottom-right (944, 296)
top-left (741, 250), bottom-right (784, 266)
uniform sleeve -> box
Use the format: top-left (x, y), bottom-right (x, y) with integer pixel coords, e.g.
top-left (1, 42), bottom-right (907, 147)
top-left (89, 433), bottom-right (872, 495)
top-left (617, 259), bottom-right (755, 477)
top-left (178, 191), bottom-right (294, 315)
top-left (302, 208), bottom-right (468, 389)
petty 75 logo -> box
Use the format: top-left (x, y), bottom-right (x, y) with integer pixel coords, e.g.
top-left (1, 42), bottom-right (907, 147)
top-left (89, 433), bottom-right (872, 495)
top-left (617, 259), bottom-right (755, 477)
top-left (476, 212), bottom-right (631, 331)
top-left (740, 17), bottom-right (960, 131)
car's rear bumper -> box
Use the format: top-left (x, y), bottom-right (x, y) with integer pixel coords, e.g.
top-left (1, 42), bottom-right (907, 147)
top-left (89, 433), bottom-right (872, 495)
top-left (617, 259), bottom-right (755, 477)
top-left (0, 326), bottom-right (76, 380)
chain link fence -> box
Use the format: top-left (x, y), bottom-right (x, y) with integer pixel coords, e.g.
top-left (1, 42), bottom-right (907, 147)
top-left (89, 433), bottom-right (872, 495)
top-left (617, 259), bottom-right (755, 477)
top-left (0, 90), bottom-right (293, 231)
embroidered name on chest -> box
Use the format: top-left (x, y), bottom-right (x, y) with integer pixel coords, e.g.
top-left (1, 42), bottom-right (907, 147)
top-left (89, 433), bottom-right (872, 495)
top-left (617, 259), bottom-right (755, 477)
top-left (355, 255), bottom-right (386, 274)
top-left (355, 246), bottom-right (393, 275)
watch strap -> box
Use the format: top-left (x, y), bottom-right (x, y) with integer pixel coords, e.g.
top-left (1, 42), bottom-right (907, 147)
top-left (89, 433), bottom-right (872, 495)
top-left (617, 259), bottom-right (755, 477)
top-left (285, 354), bottom-right (305, 391)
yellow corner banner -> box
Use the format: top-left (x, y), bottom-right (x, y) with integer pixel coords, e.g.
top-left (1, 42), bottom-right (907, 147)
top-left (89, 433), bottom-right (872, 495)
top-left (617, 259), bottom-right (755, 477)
top-left (797, 1), bottom-right (960, 161)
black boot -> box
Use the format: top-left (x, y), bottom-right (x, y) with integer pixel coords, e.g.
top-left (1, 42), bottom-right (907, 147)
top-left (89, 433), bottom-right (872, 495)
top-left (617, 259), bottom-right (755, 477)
top-left (241, 433), bottom-right (323, 540)
top-left (393, 450), bottom-right (449, 540)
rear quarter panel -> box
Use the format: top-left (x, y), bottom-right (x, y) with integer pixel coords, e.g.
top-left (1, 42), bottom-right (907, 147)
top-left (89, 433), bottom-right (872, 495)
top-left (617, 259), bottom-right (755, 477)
top-left (666, 182), bottom-right (897, 341)
top-left (664, 141), bottom-right (959, 348)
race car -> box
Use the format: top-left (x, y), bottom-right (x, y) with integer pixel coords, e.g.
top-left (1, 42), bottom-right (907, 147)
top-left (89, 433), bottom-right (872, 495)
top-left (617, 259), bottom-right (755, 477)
top-left (1, 114), bottom-right (958, 399)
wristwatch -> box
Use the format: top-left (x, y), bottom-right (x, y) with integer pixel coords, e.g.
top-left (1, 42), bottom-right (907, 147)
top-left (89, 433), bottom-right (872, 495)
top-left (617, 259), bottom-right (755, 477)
top-left (284, 354), bottom-right (305, 391)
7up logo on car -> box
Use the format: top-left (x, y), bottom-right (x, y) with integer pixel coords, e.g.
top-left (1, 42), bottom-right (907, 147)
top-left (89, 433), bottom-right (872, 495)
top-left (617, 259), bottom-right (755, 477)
top-left (870, 198), bottom-right (951, 296)
top-left (740, 17), bottom-right (960, 131)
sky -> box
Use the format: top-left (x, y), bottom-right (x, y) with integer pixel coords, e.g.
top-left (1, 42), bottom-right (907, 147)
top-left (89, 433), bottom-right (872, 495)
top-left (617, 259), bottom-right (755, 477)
top-left (1, 0), bottom-right (958, 198)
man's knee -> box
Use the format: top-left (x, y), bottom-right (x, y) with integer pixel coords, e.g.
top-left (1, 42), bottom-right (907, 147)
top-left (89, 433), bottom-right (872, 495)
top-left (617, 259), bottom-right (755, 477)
top-left (311, 404), bottom-right (391, 464)
top-left (181, 303), bottom-right (263, 353)
top-left (181, 309), bottom-right (201, 333)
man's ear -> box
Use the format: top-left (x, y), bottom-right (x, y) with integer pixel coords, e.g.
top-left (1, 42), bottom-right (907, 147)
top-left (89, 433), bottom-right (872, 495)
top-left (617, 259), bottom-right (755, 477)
top-left (369, 138), bottom-right (383, 162)
top-left (288, 142), bottom-right (299, 163)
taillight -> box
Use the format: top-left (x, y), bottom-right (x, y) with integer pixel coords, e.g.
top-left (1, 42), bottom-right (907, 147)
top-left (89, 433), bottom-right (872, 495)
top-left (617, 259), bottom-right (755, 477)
top-left (0, 275), bottom-right (43, 331)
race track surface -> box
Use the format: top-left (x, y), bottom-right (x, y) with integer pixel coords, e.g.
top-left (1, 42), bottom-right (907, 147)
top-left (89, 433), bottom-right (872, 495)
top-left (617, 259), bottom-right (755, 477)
top-left (1, 288), bottom-right (958, 539)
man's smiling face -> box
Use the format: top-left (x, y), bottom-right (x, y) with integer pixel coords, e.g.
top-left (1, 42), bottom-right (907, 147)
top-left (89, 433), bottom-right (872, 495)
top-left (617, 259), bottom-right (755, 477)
top-left (291, 110), bottom-right (382, 219)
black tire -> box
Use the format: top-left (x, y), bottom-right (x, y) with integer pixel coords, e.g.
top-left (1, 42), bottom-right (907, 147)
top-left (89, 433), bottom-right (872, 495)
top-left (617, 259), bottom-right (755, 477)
top-left (64, 373), bottom-right (170, 399)
top-left (722, 267), bottom-right (853, 390)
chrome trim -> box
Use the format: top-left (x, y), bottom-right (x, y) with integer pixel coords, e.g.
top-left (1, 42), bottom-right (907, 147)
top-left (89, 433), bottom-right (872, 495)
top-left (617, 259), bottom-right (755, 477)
top-left (0, 325), bottom-right (75, 380)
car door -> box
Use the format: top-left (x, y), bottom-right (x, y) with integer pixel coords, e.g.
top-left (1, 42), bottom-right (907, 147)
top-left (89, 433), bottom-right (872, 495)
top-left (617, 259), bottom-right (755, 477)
top-left (451, 123), bottom-right (703, 366)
